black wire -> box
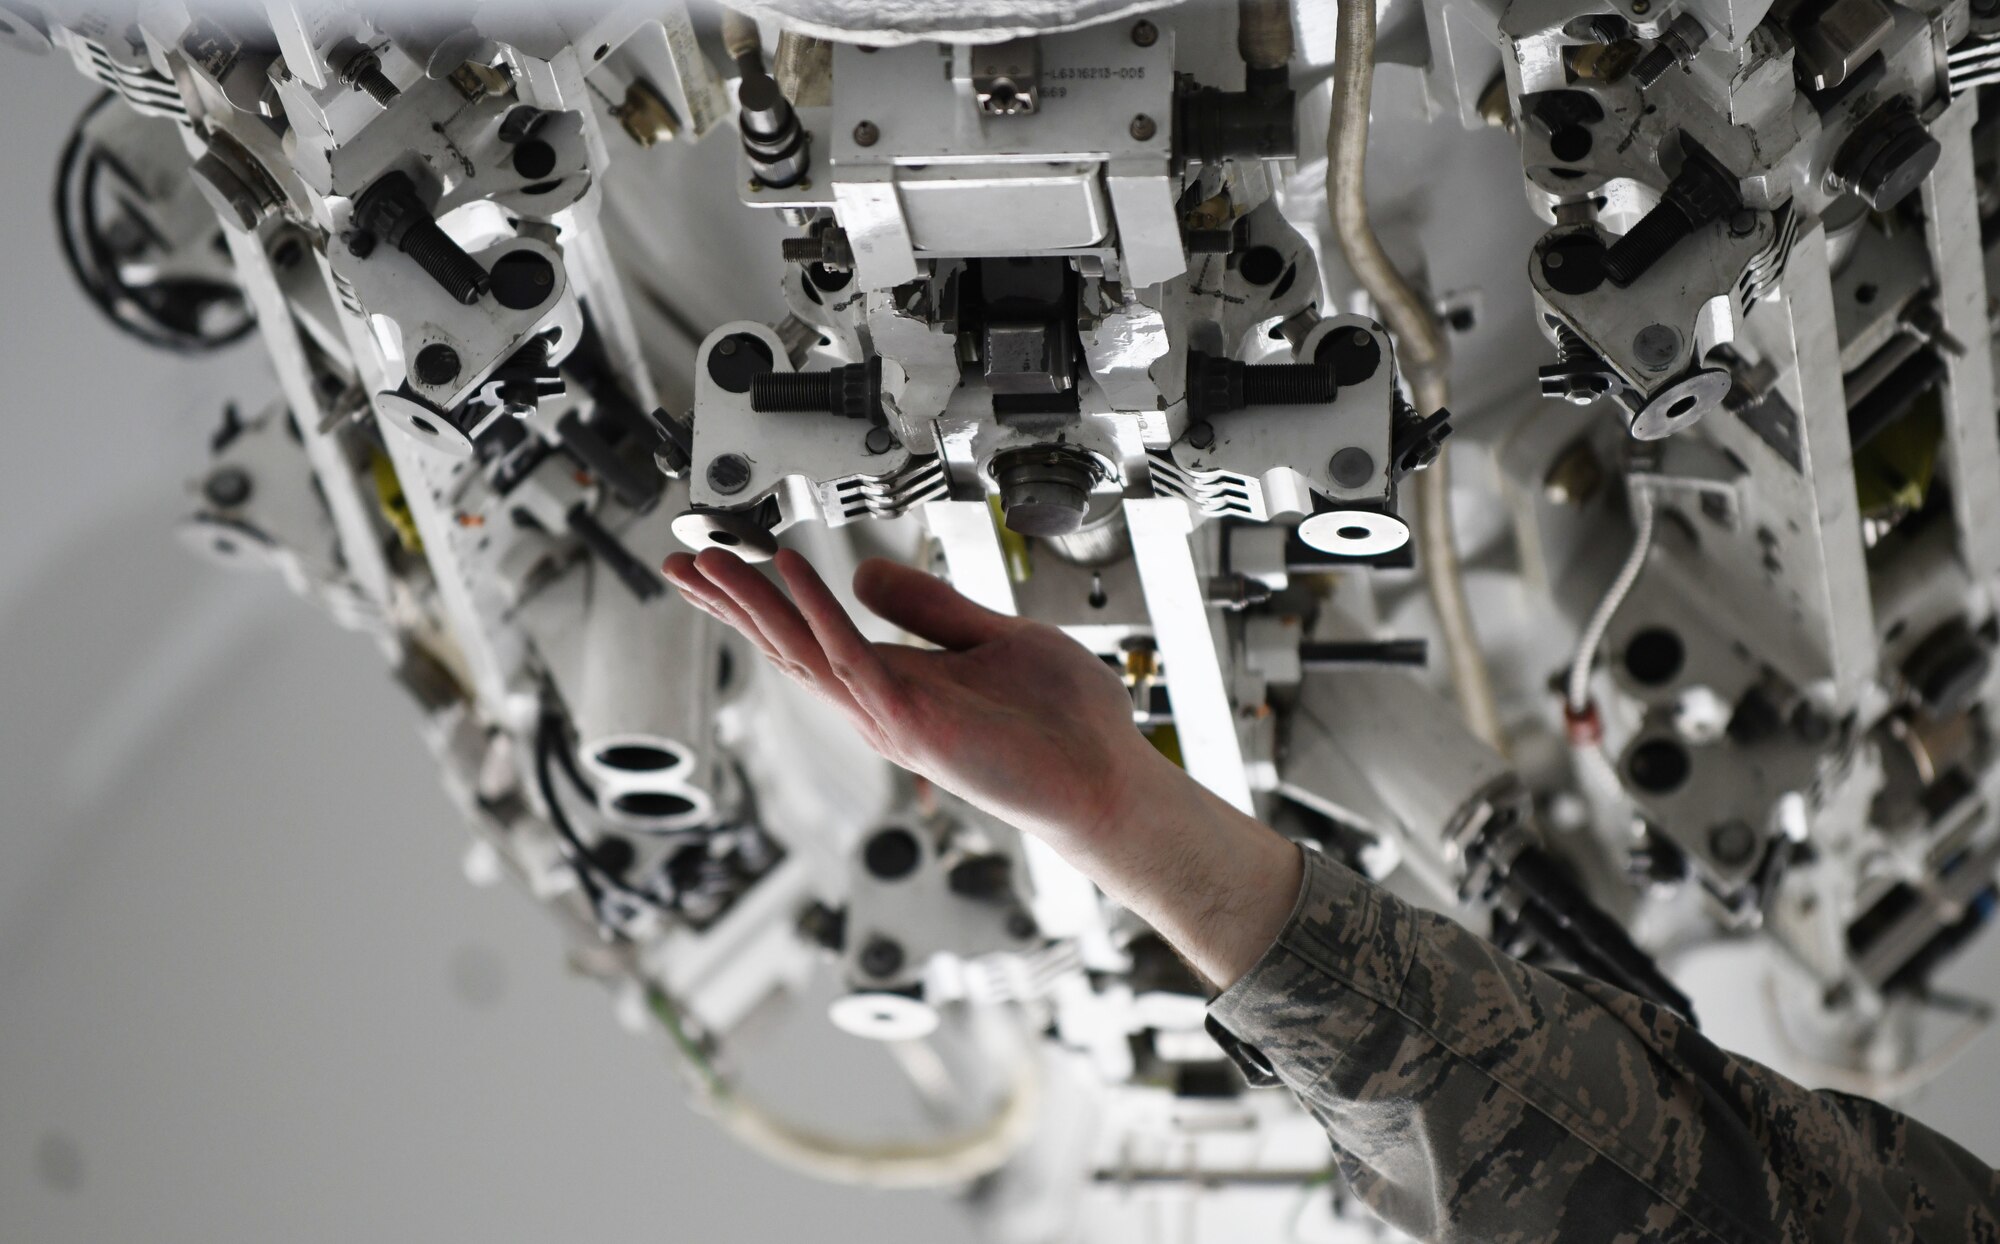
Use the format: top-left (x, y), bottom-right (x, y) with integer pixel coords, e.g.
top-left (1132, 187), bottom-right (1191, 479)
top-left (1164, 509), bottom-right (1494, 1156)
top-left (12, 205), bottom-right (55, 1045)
top-left (55, 91), bottom-right (255, 354)
top-left (533, 713), bottom-right (670, 932)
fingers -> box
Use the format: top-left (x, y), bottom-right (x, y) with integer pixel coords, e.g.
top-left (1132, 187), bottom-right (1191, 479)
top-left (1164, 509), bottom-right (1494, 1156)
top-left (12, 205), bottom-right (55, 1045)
top-left (854, 558), bottom-right (1020, 651)
top-left (663, 554), bottom-right (788, 666)
top-left (773, 550), bottom-right (904, 710)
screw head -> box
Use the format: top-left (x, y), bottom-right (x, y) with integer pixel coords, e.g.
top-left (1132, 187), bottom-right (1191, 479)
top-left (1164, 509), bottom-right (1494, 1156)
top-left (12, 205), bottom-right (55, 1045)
top-left (1328, 447), bottom-right (1375, 489)
top-left (413, 343), bottom-right (462, 386)
top-left (1708, 820), bottom-right (1758, 866)
top-left (1131, 18), bottom-right (1159, 46)
top-left (1129, 113), bottom-right (1158, 142)
top-left (852, 119), bottom-right (880, 147)
top-left (1631, 0), bottom-right (1651, 13)
top-left (864, 425), bottom-right (895, 455)
top-left (202, 467), bottom-right (253, 508)
top-left (858, 936), bottom-right (905, 979)
top-left (1728, 209), bottom-right (1758, 237)
top-left (1185, 420), bottom-right (1215, 449)
top-left (1631, 324), bottom-right (1680, 370)
top-left (707, 453), bottom-right (752, 495)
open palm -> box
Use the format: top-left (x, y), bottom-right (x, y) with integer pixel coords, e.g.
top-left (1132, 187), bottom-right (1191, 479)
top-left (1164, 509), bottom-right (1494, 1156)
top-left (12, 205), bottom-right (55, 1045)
top-left (661, 548), bottom-right (1153, 850)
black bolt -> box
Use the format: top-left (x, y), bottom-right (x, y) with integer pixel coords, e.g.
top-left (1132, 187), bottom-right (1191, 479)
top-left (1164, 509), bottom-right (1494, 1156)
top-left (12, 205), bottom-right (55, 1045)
top-left (203, 466), bottom-right (253, 508)
top-left (852, 119), bottom-right (879, 147)
top-left (858, 936), bottom-right (905, 979)
top-left (1185, 420), bottom-right (1216, 449)
top-left (340, 51), bottom-right (399, 106)
top-left (1130, 113), bottom-right (1158, 142)
top-left (1187, 351), bottom-right (1337, 418)
top-left (1315, 328), bottom-right (1381, 384)
top-left (1131, 18), bottom-right (1159, 46)
top-left (707, 453), bottom-right (752, 495)
top-left (1602, 144), bottom-right (1740, 287)
top-left (751, 358), bottom-right (883, 420)
top-left (864, 426), bottom-right (895, 454)
top-left (414, 343), bottom-right (462, 385)
top-left (1005, 910), bottom-right (1039, 939)
top-left (352, 172), bottom-right (490, 304)
top-left (947, 854), bottom-right (1013, 899)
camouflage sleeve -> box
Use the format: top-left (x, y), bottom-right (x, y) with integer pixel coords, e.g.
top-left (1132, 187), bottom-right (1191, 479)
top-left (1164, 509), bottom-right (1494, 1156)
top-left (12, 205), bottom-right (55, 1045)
top-left (1207, 845), bottom-right (2000, 1243)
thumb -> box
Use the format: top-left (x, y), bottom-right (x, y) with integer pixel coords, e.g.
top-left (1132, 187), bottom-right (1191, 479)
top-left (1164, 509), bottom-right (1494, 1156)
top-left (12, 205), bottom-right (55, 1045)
top-left (854, 559), bottom-right (1018, 650)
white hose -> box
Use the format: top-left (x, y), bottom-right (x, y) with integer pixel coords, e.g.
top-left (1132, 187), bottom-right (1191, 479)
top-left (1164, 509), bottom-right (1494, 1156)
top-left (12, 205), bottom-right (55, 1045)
top-left (707, 1055), bottom-right (1043, 1189)
top-left (1565, 484), bottom-right (1655, 715)
top-left (1327, 0), bottom-right (1504, 751)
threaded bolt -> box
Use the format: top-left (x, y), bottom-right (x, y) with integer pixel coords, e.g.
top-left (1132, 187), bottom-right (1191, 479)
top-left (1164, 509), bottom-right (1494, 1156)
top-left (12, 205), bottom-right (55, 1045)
top-left (352, 172), bottom-right (489, 305)
top-left (1188, 351), bottom-right (1338, 418)
top-left (753, 372), bottom-right (835, 410)
top-left (1242, 363), bottom-right (1337, 405)
top-left (751, 359), bottom-right (881, 420)
top-left (780, 237), bottom-right (823, 262)
top-left (1632, 14), bottom-right (1709, 89)
top-left (1602, 149), bottom-right (1739, 287)
top-left (340, 52), bottom-right (400, 106)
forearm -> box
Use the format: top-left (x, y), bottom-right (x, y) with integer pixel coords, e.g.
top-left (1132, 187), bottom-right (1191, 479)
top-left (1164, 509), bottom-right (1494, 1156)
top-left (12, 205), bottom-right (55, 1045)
top-left (1051, 746), bottom-right (1302, 989)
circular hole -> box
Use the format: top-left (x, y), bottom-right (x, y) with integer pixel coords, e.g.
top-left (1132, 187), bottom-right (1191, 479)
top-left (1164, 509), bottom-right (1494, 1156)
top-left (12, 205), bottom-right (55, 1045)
top-left (511, 139), bottom-right (557, 180)
top-left (1667, 394), bottom-right (1700, 420)
top-left (414, 343), bottom-right (461, 385)
top-left (991, 83), bottom-right (1017, 107)
top-left (594, 744), bottom-right (681, 773)
top-left (593, 43), bottom-right (610, 59)
top-left (1337, 525), bottom-right (1371, 541)
top-left (1549, 126), bottom-right (1593, 162)
top-left (1238, 245), bottom-right (1285, 286)
top-left (1626, 739), bottom-right (1691, 794)
top-left (409, 415), bottom-right (438, 435)
top-left (212, 537), bottom-right (236, 555)
top-left (1623, 627), bottom-right (1685, 686)
top-left (612, 791), bottom-right (697, 819)
top-left (863, 827), bottom-right (922, 880)
top-left (1855, 283), bottom-right (1878, 304)
top-left (708, 530), bottom-right (742, 546)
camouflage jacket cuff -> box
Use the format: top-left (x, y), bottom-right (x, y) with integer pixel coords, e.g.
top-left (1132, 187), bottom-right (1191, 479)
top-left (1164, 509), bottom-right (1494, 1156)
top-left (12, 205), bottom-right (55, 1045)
top-left (1205, 845), bottom-right (1421, 1092)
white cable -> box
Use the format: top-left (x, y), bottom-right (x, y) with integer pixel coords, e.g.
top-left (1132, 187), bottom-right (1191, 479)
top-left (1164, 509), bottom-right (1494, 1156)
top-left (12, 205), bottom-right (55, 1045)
top-left (1566, 484), bottom-right (1655, 715)
top-left (1327, 0), bottom-right (1504, 751)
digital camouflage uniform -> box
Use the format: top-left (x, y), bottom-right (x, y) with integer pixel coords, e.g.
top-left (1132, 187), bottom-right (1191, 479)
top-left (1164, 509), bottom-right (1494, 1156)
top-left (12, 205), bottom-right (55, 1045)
top-left (1207, 847), bottom-right (2000, 1242)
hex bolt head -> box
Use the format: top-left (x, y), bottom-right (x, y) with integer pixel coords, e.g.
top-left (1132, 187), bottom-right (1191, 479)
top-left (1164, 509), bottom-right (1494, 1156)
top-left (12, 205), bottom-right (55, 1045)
top-left (1329, 447), bottom-right (1375, 489)
top-left (707, 453), bottom-right (752, 495)
top-left (414, 343), bottom-right (462, 386)
top-left (858, 936), bottom-right (905, 979)
top-left (852, 120), bottom-right (880, 147)
top-left (1129, 113), bottom-right (1158, 141)
top-left (1131, 18), bottom-right (1159, 45)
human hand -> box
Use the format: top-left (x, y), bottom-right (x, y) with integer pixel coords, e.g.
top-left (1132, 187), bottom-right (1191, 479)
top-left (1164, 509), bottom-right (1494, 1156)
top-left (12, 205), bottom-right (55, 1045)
top-left (661, 546), bottom-right (1302, 987)
top-left (661, 548), bottom-right (1163, 855)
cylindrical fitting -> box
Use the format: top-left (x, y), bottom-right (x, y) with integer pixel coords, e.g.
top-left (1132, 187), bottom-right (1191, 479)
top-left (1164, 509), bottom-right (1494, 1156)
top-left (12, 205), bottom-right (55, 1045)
top-left (1238, 0), bottom-right (1296, 70)
top-left (738, 71), bottom-right (809, 188)
top-left (751, 359), bottom-right (880, 420)
top-left (341, 51), bottom-right (400, 106)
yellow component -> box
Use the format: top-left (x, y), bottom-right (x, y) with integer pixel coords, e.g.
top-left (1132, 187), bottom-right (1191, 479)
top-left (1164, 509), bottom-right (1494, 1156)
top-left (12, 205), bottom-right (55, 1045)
top-left (612, 79), bottom-right (682, 147)
top-left (988, 495), bottom-right (1033, 582)
top-left (1184, 190), bottom-right (1235, 230)
top-left (1145, 724), bottom-right (1185, 769)
top-left (371, 452), bottom-right (424, 553)
top-left (1854, 398), bottom-right (1940, 520)
top-left (1124, 647), bottom-right (1159, 683)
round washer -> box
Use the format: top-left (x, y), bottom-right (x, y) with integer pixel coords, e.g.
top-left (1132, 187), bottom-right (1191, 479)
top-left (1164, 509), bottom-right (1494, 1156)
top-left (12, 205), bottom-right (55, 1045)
top-left (375, 391), bottom-right (475, 458)
top-left (1297, 509), bottom-right (1410, 557)
top-left (828, 991), bottom-right (941, 1042)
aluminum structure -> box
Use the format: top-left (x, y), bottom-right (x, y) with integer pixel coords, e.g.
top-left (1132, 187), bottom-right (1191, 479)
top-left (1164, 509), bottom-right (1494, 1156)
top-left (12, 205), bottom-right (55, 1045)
top-left (10, 0), bottom-right (2000, 1236)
